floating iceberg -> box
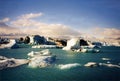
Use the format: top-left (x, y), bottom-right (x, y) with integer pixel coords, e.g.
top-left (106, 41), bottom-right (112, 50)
top-left (0, 39), bottom-right (18, 49)
top-left (84, 62), bottom-right (99, 67)
top-left (28, 55), bottom-right (56, 68)
top-left (0, 56), bottom-right (29, 70)
top-left (63, 38), bottom-right (80, 50)
top-left (63, 38), bottom-right (100, 53)
top-left (28, 49), bottom-right (52, 57)
top-left (102, 58), bottom-right (111, 61)
top-left (99, 63), bottom-right (120, 68)
top-left (28, 49), bottom-right (56, 68)
top-left (58, 63), bottom-right (81, 69)
top-left (84, 62), bottom-right (120, 68)
top-left (32, 45), bottom-right (59, 48)
top-left (74, 48), bottom-right (99, 53)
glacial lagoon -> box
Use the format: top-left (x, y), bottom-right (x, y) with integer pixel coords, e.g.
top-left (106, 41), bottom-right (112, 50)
top-left (0, 46), bottom-right (120, 81)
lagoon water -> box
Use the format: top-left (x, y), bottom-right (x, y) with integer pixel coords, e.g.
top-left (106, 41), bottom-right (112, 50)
top-left (0, 46), bottom-right (120, 81)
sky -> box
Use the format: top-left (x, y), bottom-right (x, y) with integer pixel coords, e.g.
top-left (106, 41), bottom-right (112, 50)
top-left (0, 0), bottom-right (120, 39)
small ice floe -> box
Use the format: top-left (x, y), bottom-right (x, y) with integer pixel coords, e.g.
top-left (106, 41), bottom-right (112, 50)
top-left (102, 58), bottom-right (111, 61)
top-left (74, 48), bottom-right (87, 53)
top-left (72, 48), bottom-right (100, 53)
top-left (84, 62), bottom-right (99, 67)
top-left (58, 63), bottom-right (81, 70)
top-left (99, 63), bottom-right (120, 68)
top-left (84, 62), bottom-right (120, 68)
top-left (28, 49), bottom-right (56, 68)
top-left (28, 49), bottom-right (52, 57)
top-left (0, 56), bottom-right (29, 70)
top-left (85, 48), bottom-right (100, 53)
top-left (32, 45), bottom-right (59, 48)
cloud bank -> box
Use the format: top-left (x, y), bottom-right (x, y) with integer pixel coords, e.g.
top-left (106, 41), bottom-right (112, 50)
top-left (0, 18), bottom-right (22, 35)
top-left (93, 27), bottom-right (120, 39)
top-left (11, 13), bottom-right (80, 37)
top-left (0, 18), bottom-right (10, 23)
top-left (0, 12), bottom-right (120, 41)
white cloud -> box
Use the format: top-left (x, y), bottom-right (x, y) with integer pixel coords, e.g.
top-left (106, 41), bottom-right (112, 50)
top-left (11, 13), bottom-right (81, 37)
top-left (0, 18), bottom-right (10, 22)
top-left (2, 13), bottom-right (119, 41)
top-left (19, 13), bottom-right (43, 19)
top-left (93, 27), bottom-right (120, 38)
top-left (0, 22), bottom-right (22, 35)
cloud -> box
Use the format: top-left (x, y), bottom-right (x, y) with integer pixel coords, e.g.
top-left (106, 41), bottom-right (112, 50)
top-left (11, 13), bottom-right (81, 37)
top-left (0, 21), bottom-right (22, 35)
top-left (0, 18), bottom-right (10, 22)
top-left (93, 27), bottom-right (120, 39)
top-left (19, 13), bottom-right (43, 19)
top-left (2, 13), bottom-right (119, 41)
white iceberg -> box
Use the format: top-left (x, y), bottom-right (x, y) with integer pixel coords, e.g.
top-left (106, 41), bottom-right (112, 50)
top-left (28, 49), bottom-right (52, 57)
top-left (102, 58), bottom-right (111, 61)
top-left (32, 45), bottom-right (59, 48)
top-left (84, 62), bottom-right (120, 68)
top-left (0, 56), bottom-right (29, 70)
top-left (28, 49), bottom-right (56, 68)
top-left (99, 63), bottom-right (120, 68)
top-left (74, 48), bottom-right (99, 53)
top-left (28, 55), bottom-right (56, 68)
top-left (84, 62), bottom-right (99, 67)
top-left (63, 38), bottom-right (80, 50)
top-left (63, 38), bottom-right (100, 53)
top-left (58, 63), bottom-right (81, 69)
top-left (0, 39), bottom-right (18, 49)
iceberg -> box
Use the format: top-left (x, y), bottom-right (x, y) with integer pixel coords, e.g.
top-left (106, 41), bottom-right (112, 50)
top-left (58, 63), bottom-right (81, 69)
top-left (28, 49), bottom-right (52, 57)
top-left (0, 56), bottom-right (29, 70)
top-left (74, 48), bottom-right (99, 53)
top-left (63, 38), bottom-right (80, 50)
top-left (28, 55), bottom-right (56, 68)
top-left (32, 45), bottom-right (59, 48)
top-left (0, 39), bottom-right (18, 49)
top-left (99, 63), bottom-right (120, 68)
top-left (102, 58), bottom-right (111, 61)
top-left (63, 38), bottom-right (100, 53)
top-left (84, 62), bottom-right (120, 68)
top-left (28, 49), bottom-right (56, 68)
top-left (84, 62), bottom-right (99, 67)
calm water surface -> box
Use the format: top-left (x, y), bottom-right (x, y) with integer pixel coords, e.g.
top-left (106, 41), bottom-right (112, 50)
top-left (0, 46), bottom-right (120, 81)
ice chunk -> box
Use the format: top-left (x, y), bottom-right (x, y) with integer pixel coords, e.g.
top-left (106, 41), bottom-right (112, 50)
top-left (0, 56), bottom-right (28, 70)
top-left (84, 62), bottom-right (99, 67)
top-left (32, 45), bottom-right (58, 48)
top-left (63, 38), bottom-right (80, 50)
top-left (28, 49), bottom-right (52, 57)
top-left (0, 39), bottom-right (18, 49)
top-left (99, 63), bottom-right (120, 68)
top-left (28, 55), bottom-right (56, 68)
top-left (58, 63), bottom-right (81, 69)
top-left (102, 58), bottom-right (111, 61)
top-left (28, 49), bottom-right (56, 68)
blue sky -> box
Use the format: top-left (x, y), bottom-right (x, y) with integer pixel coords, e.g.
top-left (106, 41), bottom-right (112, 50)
top-left (0, 0), bottom-right (120, 38)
